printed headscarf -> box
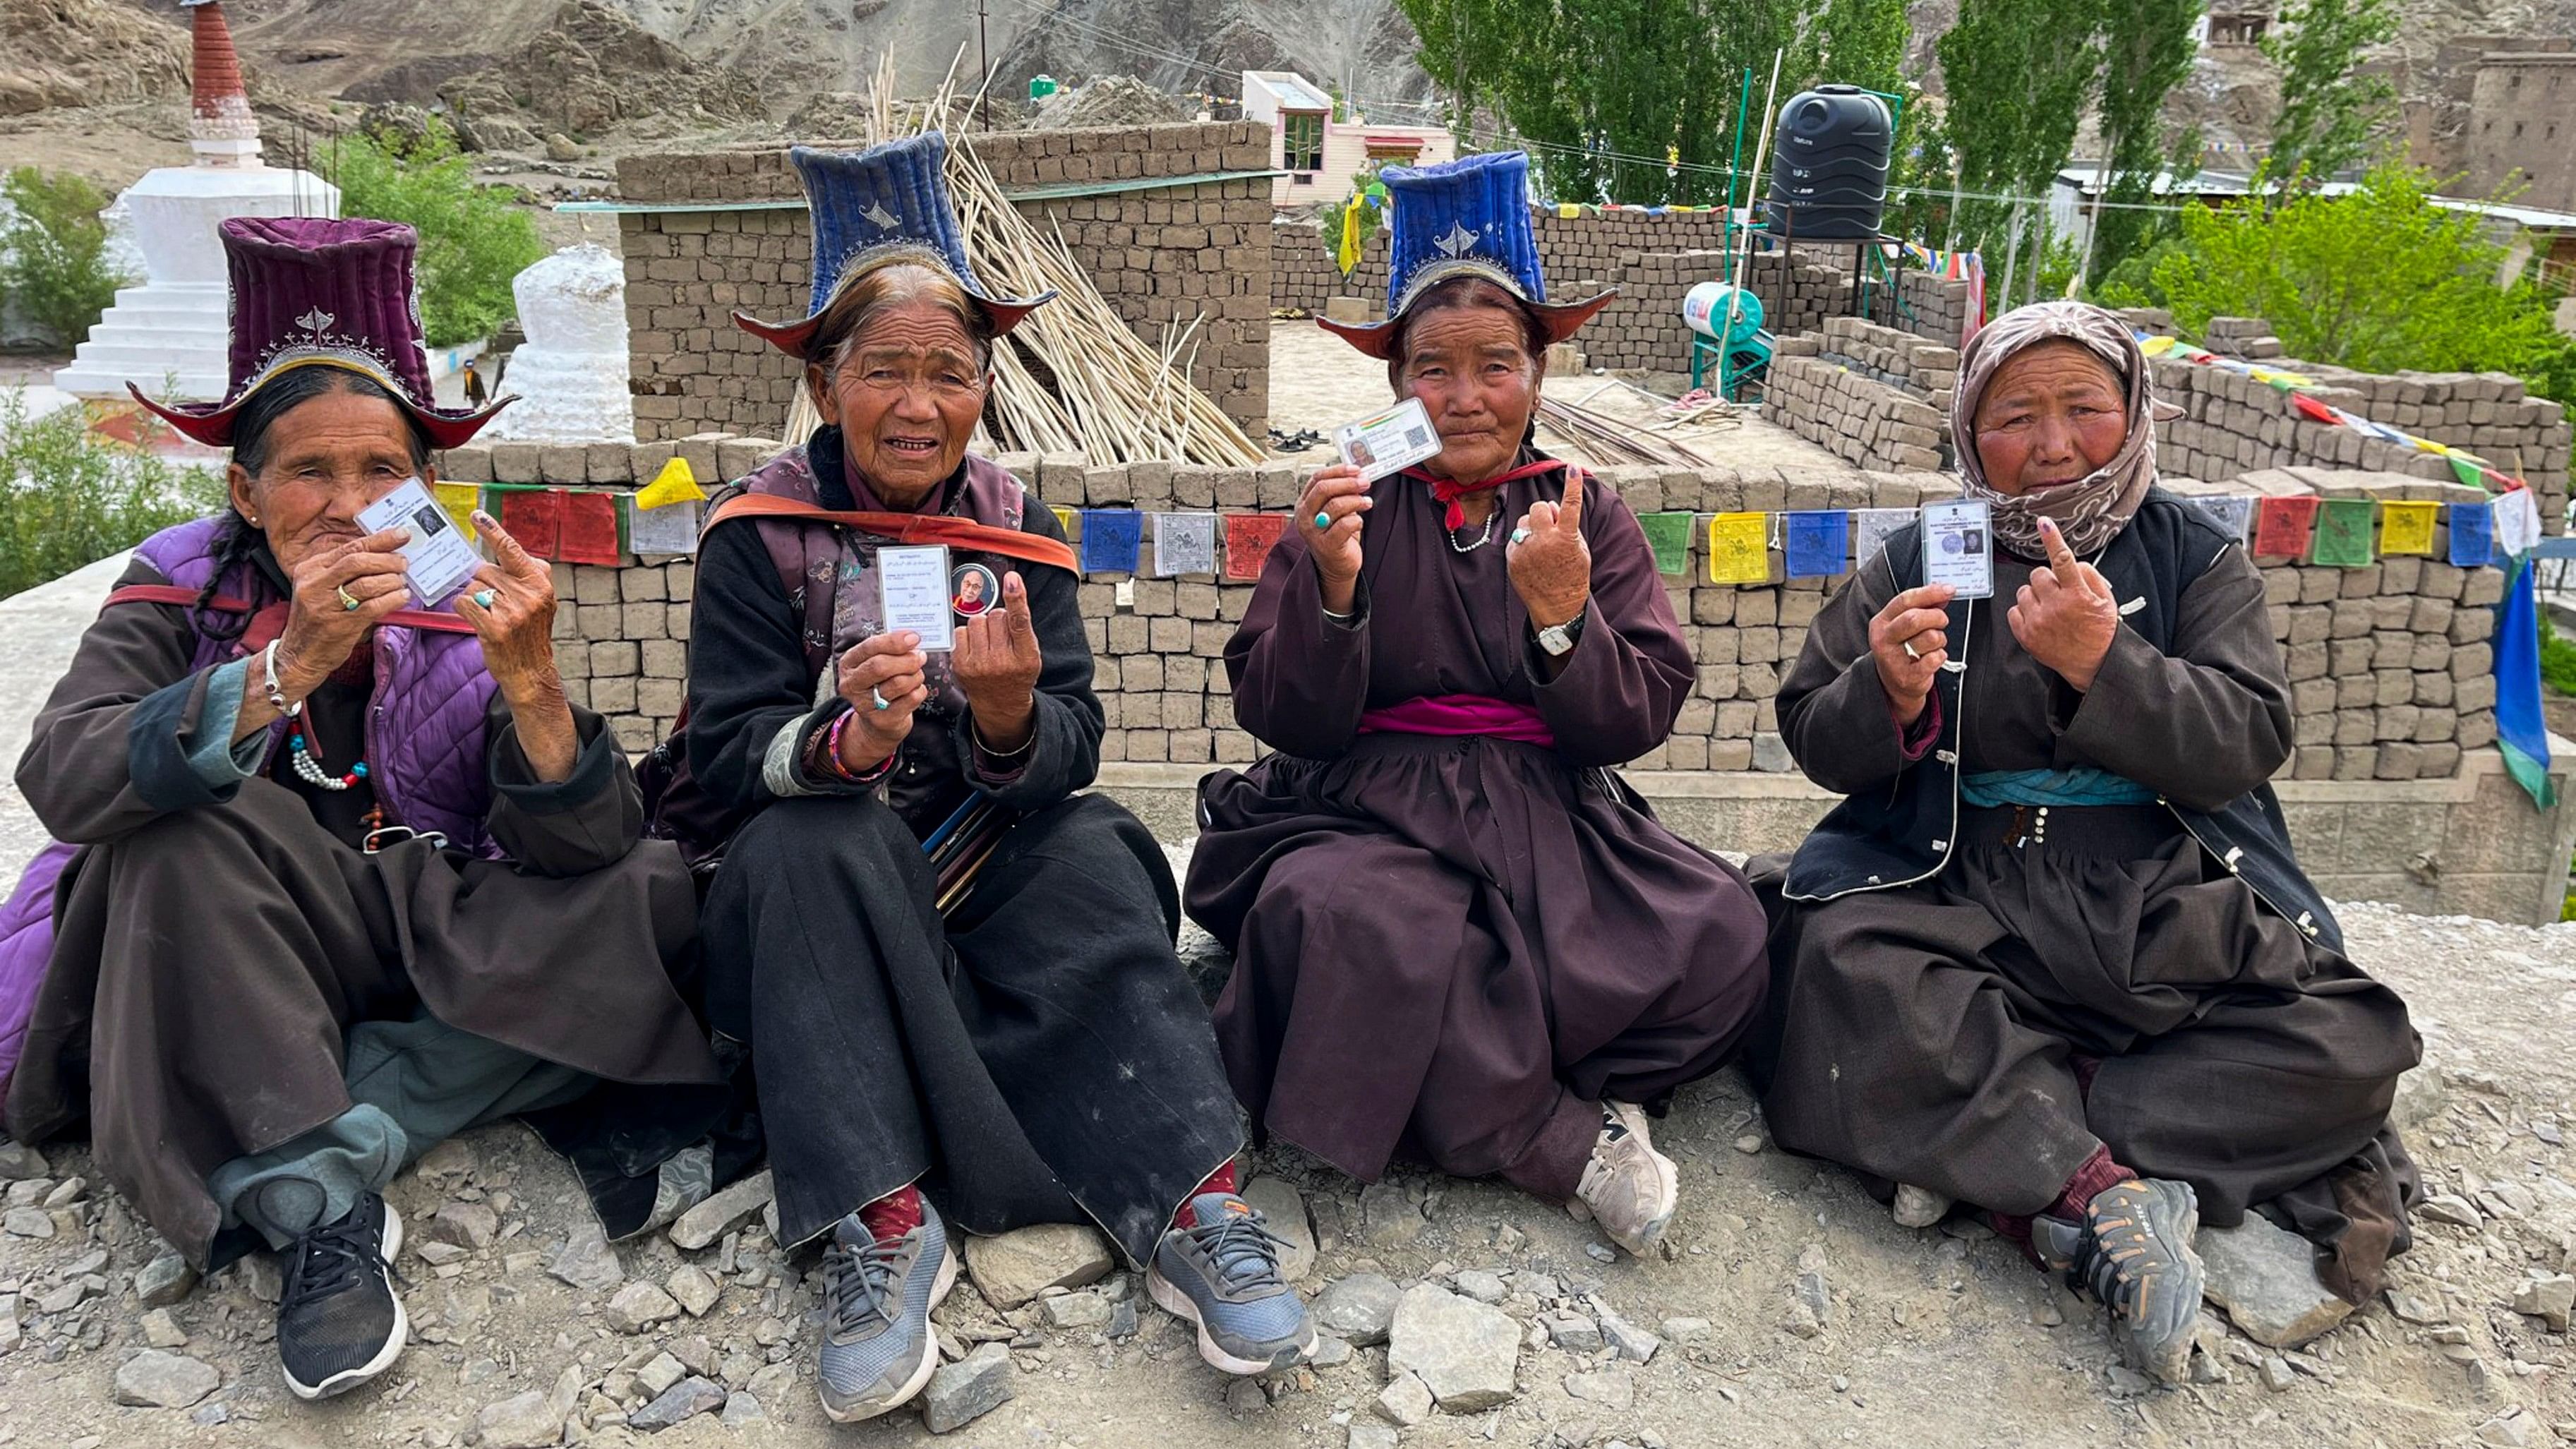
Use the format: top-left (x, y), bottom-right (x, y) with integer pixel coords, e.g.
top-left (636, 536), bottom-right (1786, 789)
top-left (1951, 300), bottom-right (2162, 558)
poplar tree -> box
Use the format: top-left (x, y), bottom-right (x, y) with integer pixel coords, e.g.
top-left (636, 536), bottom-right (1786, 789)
top-left (2262, 0), bottom-right (2400, 184)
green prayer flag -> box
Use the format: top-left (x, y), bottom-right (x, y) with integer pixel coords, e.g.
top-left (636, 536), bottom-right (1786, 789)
top-left (2310, 498), bottom-right (2376, 567)
top-left (2449, 453), bottom-right (2489, 491)
top-left (1639, 512), bottom-right (1694, 576)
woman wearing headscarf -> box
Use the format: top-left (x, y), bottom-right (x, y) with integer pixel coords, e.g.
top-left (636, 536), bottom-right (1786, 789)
top-left (1186, 152), bottom-right (1771, 1256)
top-left (680, 135), bottom-right (1310, 1424)
top-left (1754, 301), bottom-right (2421, 1382)
top-left (0, 217), bottom-right (723, 1401)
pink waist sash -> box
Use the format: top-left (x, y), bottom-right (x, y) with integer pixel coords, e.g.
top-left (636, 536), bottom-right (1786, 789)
top-left (1356, 694), bottom-right (1556, 747)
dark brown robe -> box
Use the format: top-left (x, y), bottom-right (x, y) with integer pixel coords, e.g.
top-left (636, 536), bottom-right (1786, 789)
top-left (1185, 458), bottom-right (1770, 1202)
top-left (7, 563), bottom-right (721, 1266)
top-left (1753, 541), bottom-right (2420, 1296)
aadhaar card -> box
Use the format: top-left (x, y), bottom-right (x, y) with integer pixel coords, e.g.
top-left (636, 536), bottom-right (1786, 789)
top-left (1920, 498), bottom-right (1994, 600)
top-left (876, 545), bottom-right (956, 653)
top-left (1332, 397), bottom-right (1443, 483)
top-left (358, 476), bottom-right (481, 606)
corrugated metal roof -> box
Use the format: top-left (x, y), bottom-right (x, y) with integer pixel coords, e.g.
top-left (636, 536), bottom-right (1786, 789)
top-left (1245, 71), bottom-right (1333, 112)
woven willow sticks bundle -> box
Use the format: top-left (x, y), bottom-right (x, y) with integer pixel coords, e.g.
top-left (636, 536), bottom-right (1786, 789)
top-left (784, 52), bottom-right (1265, 467)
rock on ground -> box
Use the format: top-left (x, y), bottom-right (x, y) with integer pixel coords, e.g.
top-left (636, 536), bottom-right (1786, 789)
top-left (2512, 1273), bottom-right (2574, 1331)
top-left (961, 1224), bottom-right (1113, 1310)
top-left (922, 1341), bottom-right (1016, 1433)
top-left (1313, 1273), bottom-right (1402, 1347)
top-left (132, 1251), bottom-right (196, 1307)
top-left (476, 1389), bottom-right (562, 1449)
top-left (1387, 1283), bottom-right (1519, 1412)
top-left (1240, 1176), bottom-right (1316, 1282)
top-left (605, 1280), bottom-right (682, 1334)
top-left (2197, 1215), bottom-right (2353, 1347)
top-left (630, 1375), bottom-right (727, 1432)
top-left (112, 1349), bottom-right (219, 1408)
top-left (548, 1223), bottom-right (625, 1292)
top-left (668, 1169), bottom-right (772, 1252)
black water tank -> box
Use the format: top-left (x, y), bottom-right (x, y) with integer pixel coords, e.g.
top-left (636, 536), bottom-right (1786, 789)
top-left (1765, 85), bottom-right (1892, 240)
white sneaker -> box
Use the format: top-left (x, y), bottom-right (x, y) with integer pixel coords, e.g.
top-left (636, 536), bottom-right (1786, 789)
top-left (1570, 1102), bottom-right (1679, 1256)
top-left (1892, 1183), bottom-right (1954, 1229)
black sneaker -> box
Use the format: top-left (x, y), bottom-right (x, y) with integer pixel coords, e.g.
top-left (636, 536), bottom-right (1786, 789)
top-left (277, 1193), bottom-right (408, 1400)
top-left (2031, 1177), bottom-right (2204, 1383)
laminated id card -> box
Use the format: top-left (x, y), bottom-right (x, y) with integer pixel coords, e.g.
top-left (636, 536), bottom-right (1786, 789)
top-left (357, 476), bottom-right (481, 606)
top-left (1920, 499), bottom-right (1994, 600)
top-left (1332, 397), bottom-right (1443, 483)
top-left (877, 544), bottom-right (956, 653)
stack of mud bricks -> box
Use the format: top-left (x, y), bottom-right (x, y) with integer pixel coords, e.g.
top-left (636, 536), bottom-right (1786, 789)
top-left (2166, 470), bottom-right (2504, 781)
top-left (2202, 315), bottom-right (2287, 359)
top-left (615, 121), bottom-right (1275, 441)
top-left (431, 435), bottom-right (2508, 786)
top-left (1862, 268), bottom-right (1971, 350)
top-left (2150, 348), bottom-right (2572, 534)
top-left (1764, 318), bottom-right (1956, 471)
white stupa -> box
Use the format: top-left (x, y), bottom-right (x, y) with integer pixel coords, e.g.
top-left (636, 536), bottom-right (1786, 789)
top-left (481, 244), bottom-right (635, 443)
top-left (54, 1), bottom-right (339, 402)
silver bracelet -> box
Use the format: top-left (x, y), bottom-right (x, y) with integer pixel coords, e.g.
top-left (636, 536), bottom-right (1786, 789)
top-left (261, 640), bottom-right (302, 718)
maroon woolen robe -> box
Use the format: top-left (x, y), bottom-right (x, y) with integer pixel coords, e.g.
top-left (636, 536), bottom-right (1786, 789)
top-left (1184, 455), bottom-right (1769, 1200)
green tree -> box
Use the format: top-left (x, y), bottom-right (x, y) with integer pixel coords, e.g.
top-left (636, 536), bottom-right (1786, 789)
top-left (0, 168), bottom-right (133, 347)
top-left (2150, 166), bottom-right (2571, 409)
top-left (2261, 0), bottom-right (2399, 184)
top-left (0, 394), bottom-right (222, 598)
top-left (2081, 0), bottom-right (2205, 287)
top-left (320, 118), bottom-right (545, 347)
top-left (1936, 0), bottom-right (2103, 272)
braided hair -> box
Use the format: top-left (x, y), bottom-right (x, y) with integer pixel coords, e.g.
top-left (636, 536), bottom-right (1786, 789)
top-left (191, 368), bottom-right (434, 642)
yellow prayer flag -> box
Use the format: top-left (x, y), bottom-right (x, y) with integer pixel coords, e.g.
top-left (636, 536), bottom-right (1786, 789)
top-left (1557, 203), bottom-right (1582, 219)
top-left (432, 482), bottom-right (481, 541)
top-left (1707, 512), bottom-right (1771, 585)
top-left (2413, 437), bottom-right (2452, 456)
top-left (1337, 203), bottom-right (1361, 275)
top-left (2138, 335), bottom-right (2178, 357)
top-left (634, 456), bottom-right (706, 510)
top-left (2379, 500), bottom-right (2439, 555)
top-left (1052, 506), bottom-right (1078, 536)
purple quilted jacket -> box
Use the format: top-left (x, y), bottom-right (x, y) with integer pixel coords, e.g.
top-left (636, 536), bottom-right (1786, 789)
top-left (0, 515), bottom-right (501, 1090)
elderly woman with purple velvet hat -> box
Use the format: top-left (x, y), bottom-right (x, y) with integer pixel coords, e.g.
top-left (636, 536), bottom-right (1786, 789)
top-left (0, 218), bottom-right (723, 1402)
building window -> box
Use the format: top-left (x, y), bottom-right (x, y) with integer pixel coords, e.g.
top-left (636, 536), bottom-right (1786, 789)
top-left (1284, 113), bottom-right (1325, 173)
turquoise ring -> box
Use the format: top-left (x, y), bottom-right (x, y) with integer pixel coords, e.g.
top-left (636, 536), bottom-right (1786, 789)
top-left (472, 589), bottom-right (496, 609)
top-left (1313, 511), bottom-right (1331, 529)
top-left (1511, 528), bottom-right (1531, 545)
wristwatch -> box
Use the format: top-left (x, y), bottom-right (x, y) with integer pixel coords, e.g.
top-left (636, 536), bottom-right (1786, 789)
top-left (1534, 611), bottom-right (1585, 657)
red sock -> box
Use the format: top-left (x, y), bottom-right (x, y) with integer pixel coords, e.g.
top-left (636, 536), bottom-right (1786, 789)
top-left (859, 1184), bottom-right (923, 1243)
top-left (1170, 1161), bottom-right (1239, 1229)
top-left (1991, 1146), bottom-right (2138, 1263)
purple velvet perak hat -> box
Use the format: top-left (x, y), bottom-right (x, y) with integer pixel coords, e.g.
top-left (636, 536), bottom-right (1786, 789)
top-left (130, 216), bottom-right (509, 449)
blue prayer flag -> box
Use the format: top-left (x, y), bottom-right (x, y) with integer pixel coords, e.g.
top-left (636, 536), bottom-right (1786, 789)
top-left (2494, 558), bottom-right (2558, 810)
top-left (1080, 510), bottom-right (1143, 573)
top-left (1783, 510), bottom-right (1850, 579)
top-left (2448, 501), bottom-right (2495, 568)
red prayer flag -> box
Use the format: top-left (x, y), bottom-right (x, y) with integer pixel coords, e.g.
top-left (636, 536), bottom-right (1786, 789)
top-left (2252, 495), bottom-right (2320, 558)
top-left (498, 488), bottom-right (562, 560)
top-left (557, 490), bottom-right (622, 565)
top-left (1224, 514), bottom-right (1289, 582)
top-left (2288, 391), bottom-right (2340, 426)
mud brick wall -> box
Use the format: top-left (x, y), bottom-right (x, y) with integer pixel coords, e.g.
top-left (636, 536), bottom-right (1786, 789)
top-left (1763, 335), bottom-right (1951, 472)
top-left (1865, 269), bottom-right (1972, 349)
top-left (615, 121), bottom-right (1275, 443)
top-left (2150, 356), bottom-right (2572, 534)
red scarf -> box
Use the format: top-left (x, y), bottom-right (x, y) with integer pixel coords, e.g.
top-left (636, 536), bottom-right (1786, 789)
top-left (1404, 457), bottom-right (1572, 531)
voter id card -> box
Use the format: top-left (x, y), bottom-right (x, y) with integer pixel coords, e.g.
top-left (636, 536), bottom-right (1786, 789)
top-left (1920, 499), bottom-right (1994, 599)
top-left (1332, 397), bottom-right (1443, 483)
top-left (357, 477), bottom-right (481, 606)
top-left (877, 544), bottom-right (956, 653)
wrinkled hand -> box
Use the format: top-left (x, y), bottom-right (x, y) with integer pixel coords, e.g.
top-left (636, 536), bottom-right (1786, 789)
top-left (1869, 583), bottom-right (1956, 728)
top-left (953, 570), bottom-right (1044, 753)
top-left (834, 631), bottom-right (927, 774)
top-left (274, 528), bottom-right (414, 699)
top-left (453, 512), bottom-right (561, 695)
top-left (2006, 517), bottom-right (2119, 692)
top-left (1505, 471), bottom-right (1591, 628)
top-left (1295, 464), bottom-right (1370, 613)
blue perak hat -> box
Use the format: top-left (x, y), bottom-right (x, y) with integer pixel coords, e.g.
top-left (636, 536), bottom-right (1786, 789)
top-left (1320, 150), bottom-right (1615, 361)
top-left (735, 132), bottom-right (1056, 357)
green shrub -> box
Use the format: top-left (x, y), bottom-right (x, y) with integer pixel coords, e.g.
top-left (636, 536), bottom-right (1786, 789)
top-left (0, 395), bottom-right (222, 599)
top-left (0, 168), bottom-right (133, 347)
top-left (322, 118), bottom-right (545, 347)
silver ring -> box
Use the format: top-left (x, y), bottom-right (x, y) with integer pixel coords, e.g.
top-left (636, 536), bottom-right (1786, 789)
top-left (1511, 528), bottom-right (1531, 545)
top-left (1902, 641), bottom-right (1920, 660)
top-left (471, 589), bottom-right (496, 609)
top-left (870, 687), bottom-right (889, 711)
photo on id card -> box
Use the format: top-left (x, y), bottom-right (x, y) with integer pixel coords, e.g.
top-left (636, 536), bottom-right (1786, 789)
top-left (1920, 499), bottom-right (1993, 599)
top-left (1332, 397), bottom-right (1443, 484)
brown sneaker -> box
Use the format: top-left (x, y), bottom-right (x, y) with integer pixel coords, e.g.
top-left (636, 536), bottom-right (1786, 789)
top-left (1570, 1102), bottom-right (1679, 1256)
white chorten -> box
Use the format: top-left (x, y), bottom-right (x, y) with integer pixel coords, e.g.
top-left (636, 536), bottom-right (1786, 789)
top-left (482, 245), bottom-right (635, 443)
top-left (54, 1), bottom-right (339, 402)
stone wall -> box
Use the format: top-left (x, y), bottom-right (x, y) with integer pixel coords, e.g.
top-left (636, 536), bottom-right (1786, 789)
top-left (614, 121), bottom-right (1275, 442)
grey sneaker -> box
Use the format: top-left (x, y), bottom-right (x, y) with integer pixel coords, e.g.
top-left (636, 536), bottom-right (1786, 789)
top-left (2031, 1177), bottom-right (2204, 1384)
top-left (816, 1199), bottom-right (957, 1423)
top-left (1146, 1193), bottom-right (1316, 1375)
top-left (1570, 1101), bottom-right (1679, 1256)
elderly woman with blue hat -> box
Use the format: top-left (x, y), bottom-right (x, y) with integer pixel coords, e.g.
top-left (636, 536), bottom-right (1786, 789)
top-left (677, 133), bottom-right (1311, 1423)
top-left (1184, 153), bottom-right (1771, 1256)
top-left (0, 217), bottom-right (725, 1402)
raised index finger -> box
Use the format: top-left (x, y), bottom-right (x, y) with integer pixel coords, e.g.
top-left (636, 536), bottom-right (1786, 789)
top-left (1558, 471), bottom-right (1585, 529)
top-left (2038, 517), bottom-right (2081, 580)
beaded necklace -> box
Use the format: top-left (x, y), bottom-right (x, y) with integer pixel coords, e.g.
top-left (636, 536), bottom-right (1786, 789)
top-left (287, 732), bottom-right (368, 792)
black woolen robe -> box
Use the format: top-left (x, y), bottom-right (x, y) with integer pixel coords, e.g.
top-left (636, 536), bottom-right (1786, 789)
top-left (1184, 456), bottom-right (1770, 1202)
top-left (685, 452), bottom-right (1239, 1263)
top-left (1751, 539), bottom-right (2421, 1299)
